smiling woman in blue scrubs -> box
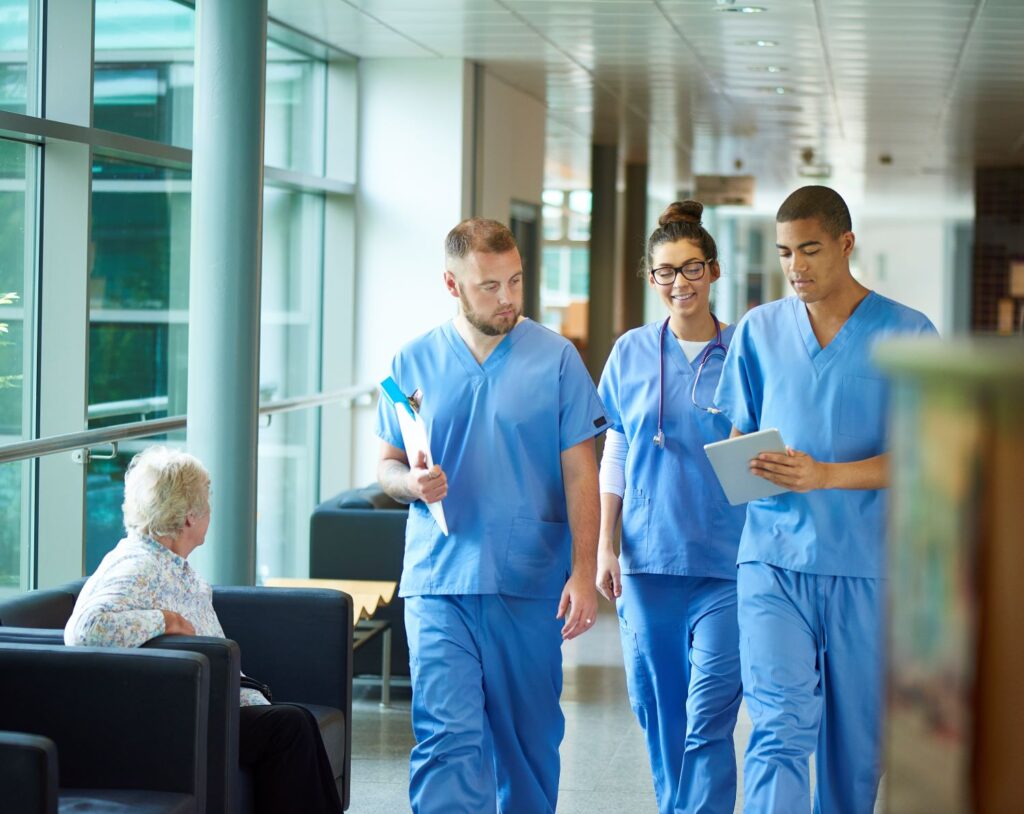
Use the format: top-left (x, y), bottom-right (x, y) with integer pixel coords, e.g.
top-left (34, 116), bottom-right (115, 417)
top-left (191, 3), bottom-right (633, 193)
top-left (596, 201), bottom-right (745, 814)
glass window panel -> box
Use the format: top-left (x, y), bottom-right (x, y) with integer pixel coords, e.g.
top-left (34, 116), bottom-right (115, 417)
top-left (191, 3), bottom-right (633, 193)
top-left (567, 210), bottom-right (590, 241)
top-left (543, 205), bottom-right (562, 241)
top-left (94, 2), bottom-right (328, 171)
top-left (265, 40), bottom-right (326, 175)
top-left (0, 0), bottom-right (35, 115)
top-left (86, 157), bottom-right (190, 568)
top-left (256, 186), bottom-right (324, 581)
top-left (541, 189), bottom-right (563, 208)
top-left (94, 0), bottom-right (195, 148)
top-left (567, 190), bottom-right (591, 214)
top-left (0, 138), bottom-right (37, 592)
top-left (542, 246), bottom-right (564, 294)
top-left (569, 247), bottom-right (590, 297)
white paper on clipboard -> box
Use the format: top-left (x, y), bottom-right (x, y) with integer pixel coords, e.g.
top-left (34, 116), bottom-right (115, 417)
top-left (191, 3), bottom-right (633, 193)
top-left (380, 378), bottom-right (449, 535)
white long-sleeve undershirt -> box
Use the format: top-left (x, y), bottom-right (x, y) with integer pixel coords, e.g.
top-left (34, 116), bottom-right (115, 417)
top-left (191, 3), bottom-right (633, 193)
top-left (599, 429), bottom-right (628, 497)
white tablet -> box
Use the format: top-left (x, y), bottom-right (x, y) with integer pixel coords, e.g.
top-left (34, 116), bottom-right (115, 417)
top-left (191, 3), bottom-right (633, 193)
top-left (704, 428), bottom-right (790, 506)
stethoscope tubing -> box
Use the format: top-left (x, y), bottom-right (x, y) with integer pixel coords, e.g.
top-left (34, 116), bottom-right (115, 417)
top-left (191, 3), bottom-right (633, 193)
top-left (654, 314), bottom-right (727, 448)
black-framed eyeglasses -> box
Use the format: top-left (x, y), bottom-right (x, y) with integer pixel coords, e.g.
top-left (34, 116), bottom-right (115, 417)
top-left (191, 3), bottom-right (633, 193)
top-left (651, 261), bottom-right (711, 285)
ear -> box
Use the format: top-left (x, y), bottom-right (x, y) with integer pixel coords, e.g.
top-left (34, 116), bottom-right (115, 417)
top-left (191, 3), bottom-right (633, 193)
top-left (443, 270), bottom-right (460, 299)
top-left (709, 260), bottom-right (722, 282)
top-left (841, 231), bottom-right (856, 258)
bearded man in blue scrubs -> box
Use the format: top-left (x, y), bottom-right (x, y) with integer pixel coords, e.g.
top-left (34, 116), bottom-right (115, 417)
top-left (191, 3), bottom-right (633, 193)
top-left (715, 186), bottom-right (937, 813)
top-left (376, 217), bottom-right (606, 814)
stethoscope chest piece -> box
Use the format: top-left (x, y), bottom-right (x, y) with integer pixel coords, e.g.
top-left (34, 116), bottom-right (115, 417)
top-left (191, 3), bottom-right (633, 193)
top-left (653, 429), bottom-right (665, 449)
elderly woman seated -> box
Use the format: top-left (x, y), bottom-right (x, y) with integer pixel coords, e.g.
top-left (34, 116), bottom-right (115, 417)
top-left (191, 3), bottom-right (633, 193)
top-left (65, 446), bottom-right (342, 814)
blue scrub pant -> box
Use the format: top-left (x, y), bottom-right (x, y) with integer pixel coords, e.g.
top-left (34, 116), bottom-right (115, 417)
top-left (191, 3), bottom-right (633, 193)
top-left (617, 574), bottom-right (742, 814)
top-left (404, 594), bottom-right (564, 814)
top-left (737, 562), bottom-right (884, 814)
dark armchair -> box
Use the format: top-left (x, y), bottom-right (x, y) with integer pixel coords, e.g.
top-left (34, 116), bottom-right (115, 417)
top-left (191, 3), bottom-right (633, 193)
top-left (0, 583), bottom-right (354, 812)
top-left (311, 485), bottom-right (410, 678)
top-left (0, 643), bottom-right (210, 813)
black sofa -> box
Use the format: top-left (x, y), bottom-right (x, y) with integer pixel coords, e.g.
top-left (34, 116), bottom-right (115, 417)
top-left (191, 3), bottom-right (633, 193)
top-left (310, 485), bottom-right (410, 678)
top-left (0, 643), bottom-right (210, 813)
top-left (0, 582), bottom-right (354, 813)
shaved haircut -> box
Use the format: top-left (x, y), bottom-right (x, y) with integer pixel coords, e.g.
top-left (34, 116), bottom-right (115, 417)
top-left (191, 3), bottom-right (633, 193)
top-left (776, 186), bottom-right (852, 239)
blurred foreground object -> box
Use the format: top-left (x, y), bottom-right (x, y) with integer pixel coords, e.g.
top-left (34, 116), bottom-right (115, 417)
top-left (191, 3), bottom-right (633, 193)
top-left (876, 337), bottom-right (1024, 813)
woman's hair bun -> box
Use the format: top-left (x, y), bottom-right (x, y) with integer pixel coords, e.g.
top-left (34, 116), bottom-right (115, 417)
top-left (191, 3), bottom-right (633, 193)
top-left (658, 200), bottom-right (704, 228)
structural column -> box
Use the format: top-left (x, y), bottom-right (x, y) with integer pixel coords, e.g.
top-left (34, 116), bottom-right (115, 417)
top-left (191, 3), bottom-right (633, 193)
top-left (35, 0), bottom-right (92, 587)
top-left (186, 0), bottom-right (267, 585)
top-left (586, 143), bottom-right (619, 380)
top-left (617, 162), bottom-right (648, 335)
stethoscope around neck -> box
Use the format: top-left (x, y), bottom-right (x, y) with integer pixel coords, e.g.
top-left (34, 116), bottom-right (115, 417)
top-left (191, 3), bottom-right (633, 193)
top-left (653, 314), bottom-right (727, 449)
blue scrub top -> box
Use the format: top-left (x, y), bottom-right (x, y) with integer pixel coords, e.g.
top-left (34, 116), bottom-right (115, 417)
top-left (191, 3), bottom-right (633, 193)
top-left (714, 292), bottom-right (937, 578)
top-left (598, 321), bottom-right (746, 580)
top-left (376, 319), bottom-right (607, 599)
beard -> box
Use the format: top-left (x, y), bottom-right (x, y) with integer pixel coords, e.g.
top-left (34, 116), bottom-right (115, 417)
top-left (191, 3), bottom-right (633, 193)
top-left (458, 285), bottom-right (521, 336)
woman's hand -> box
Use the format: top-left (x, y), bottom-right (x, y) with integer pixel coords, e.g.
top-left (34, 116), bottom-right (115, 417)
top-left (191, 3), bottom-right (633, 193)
top-left (596, 543), bottom-right (622, 602)
top-left (161, 610), bottom-right (195, 636)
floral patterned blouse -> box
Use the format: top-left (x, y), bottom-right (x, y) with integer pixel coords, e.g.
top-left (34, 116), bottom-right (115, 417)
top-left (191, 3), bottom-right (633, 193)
top-left (65, 532), bottom-right (269, 706)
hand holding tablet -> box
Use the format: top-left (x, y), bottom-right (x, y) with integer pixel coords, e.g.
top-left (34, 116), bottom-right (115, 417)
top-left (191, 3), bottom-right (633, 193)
top-left (704, 428), bottom-right (790, 506)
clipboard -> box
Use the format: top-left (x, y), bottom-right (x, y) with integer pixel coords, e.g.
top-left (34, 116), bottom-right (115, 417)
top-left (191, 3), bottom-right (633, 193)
top-left (380, 377), bottom-right (449, 535)
top-left (703, 428), bottom-right (790, 506)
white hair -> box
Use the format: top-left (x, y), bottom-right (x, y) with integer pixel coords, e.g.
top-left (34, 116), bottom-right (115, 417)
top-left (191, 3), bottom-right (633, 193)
top-left (122, 446), bottom-right (210, 539)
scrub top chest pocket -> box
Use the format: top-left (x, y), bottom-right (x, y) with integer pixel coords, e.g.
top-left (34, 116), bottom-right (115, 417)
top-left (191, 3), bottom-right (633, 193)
top-left (838, 375), bottom-right (887, 439)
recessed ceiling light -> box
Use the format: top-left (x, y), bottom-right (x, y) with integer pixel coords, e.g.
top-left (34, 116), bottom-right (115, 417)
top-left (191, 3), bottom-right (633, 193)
top-left (717, 5), bottom-right (767, 12)
top-left (740, 39), bottom-right (778, 47)
top-left (758, 86), bottom-right (792, 95)
top-left (798, 163), bottom-right (832, 179)
top-left (749, 65), bottom-right (786, 73)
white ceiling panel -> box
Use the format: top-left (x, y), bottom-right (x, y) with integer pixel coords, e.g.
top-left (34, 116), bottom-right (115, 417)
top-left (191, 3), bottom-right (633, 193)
top-left (268, 0), bottom-right (1022, 206)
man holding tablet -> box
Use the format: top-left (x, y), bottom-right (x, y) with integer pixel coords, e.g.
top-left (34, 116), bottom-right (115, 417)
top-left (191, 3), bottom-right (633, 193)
top-left (714, 186), bottom-right (936, 813)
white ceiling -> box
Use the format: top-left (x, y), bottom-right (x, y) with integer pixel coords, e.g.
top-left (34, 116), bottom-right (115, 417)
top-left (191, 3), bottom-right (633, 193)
top-left (268, 0), bottom-right (1023, 213)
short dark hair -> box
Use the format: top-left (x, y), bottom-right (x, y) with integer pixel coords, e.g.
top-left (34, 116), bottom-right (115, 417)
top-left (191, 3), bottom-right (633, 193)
top-left (445, 217), bottom-right (518, 262)
top-left (776, 186), bottom-right (852, 238)
top-left (641, 200), bottom-right (718, 277)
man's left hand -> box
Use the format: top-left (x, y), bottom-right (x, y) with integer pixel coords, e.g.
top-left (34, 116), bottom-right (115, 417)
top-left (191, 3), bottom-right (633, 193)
top-left (749, 447), bottom-right (829, 492)
top-left (556, 572), bottom-right (598, 640)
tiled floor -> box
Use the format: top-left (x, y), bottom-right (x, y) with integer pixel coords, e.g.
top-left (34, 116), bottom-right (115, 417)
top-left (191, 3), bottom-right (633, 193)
top-left (347, 600), bottom-right (754, 813)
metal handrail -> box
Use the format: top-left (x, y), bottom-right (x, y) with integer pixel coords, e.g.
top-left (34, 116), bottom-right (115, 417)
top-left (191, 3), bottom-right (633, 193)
top-left (0, 384), bottom-right (378, 465)
top-left (87, 395), bottom-right (170, 421)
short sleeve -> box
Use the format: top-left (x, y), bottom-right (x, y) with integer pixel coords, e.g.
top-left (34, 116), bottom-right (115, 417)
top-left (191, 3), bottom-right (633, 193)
top-left (596, 342), bottom-right (624, 433)
top-left (559, 345), bottom-right (608, 451)
top-left (714, 317), bottom-right (760, 434)
top-left (375, 355), bottom-right (404, 450)
top-left (917, 314), bottom-right (939, 337)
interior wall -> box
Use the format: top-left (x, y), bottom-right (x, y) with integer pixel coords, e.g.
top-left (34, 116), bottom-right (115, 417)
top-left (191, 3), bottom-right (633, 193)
top-left (855, 219), bottom-right (952, 335)
top-left (475, 70), bottom-right (545, 224)
top-left (353, 58), bottom-right (474, 486)
top-left (351, 61), bottom-right (546, 487)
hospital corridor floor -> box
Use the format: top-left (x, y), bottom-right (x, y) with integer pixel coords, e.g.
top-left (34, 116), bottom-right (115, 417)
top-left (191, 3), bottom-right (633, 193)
top-left (345, 600), bottom-right (885, 813)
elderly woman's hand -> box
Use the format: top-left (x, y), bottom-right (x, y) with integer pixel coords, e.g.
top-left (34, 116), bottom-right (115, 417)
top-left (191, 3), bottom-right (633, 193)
top-left (161, 609), bottom-right (196, 636)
